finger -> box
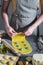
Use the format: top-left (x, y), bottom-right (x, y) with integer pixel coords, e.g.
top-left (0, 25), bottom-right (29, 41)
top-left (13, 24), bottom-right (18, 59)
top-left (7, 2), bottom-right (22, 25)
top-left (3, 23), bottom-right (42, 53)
top-left (12, 29), bottom-right (16, 33)
top-left (12, 29), bottom-right (18, 35)
top-left (13, 32), bottom-right (17, 36)
top-left (24, 32), bottom-right (32, 36)
top-left (8, 31), bottom-right (14, 37)
top-left (11, 30), bottom-right (17, 37)
top-left (12, 28), bottom-right (17, 33)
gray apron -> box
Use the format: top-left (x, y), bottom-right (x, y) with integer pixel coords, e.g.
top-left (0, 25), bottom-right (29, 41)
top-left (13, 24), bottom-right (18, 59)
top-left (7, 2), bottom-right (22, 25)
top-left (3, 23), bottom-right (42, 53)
top-left (10, 0), bottom-right (38, 31)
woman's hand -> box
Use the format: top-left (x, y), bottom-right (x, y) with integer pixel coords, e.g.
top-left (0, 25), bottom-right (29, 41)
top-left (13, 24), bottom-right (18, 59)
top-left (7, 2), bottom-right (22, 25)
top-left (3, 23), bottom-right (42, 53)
top-left (5, 25), bottom-right (17, 37)
top-left (23, 26), bottom-right (34, 36)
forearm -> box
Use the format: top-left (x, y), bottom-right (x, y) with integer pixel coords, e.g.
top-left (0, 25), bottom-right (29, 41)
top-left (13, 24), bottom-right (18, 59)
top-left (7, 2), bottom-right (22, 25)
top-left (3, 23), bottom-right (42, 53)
top-left (2, 12), bottom-right (9, 27)
top-left (31, 15), bottom-right (43, 30)
top-left (2, 0), bottom-right (10, 27)
top-left (32, 0), bottom-right (43, 30)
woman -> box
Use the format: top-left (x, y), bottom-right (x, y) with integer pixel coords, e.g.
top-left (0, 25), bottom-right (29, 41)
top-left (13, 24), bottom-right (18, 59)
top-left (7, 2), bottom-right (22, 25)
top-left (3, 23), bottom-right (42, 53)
top-left (2, 0), bottom-right (43, 37)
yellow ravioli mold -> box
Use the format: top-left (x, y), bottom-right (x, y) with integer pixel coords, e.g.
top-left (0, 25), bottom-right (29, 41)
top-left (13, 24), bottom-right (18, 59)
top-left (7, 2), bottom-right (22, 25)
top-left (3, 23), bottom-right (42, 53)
top-left (12, 33), bottom-right (32, 55)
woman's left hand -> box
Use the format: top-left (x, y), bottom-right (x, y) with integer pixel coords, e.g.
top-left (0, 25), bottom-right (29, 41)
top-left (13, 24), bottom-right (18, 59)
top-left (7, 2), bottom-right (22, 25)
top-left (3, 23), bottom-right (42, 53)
top-left (22, 26), bottom-right (34, 36)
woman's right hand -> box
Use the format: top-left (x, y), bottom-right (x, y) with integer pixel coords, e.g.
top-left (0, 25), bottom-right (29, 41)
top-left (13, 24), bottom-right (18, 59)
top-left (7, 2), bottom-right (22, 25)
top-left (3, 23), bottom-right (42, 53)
top-left (5, 25), bottom-right (17, 38)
